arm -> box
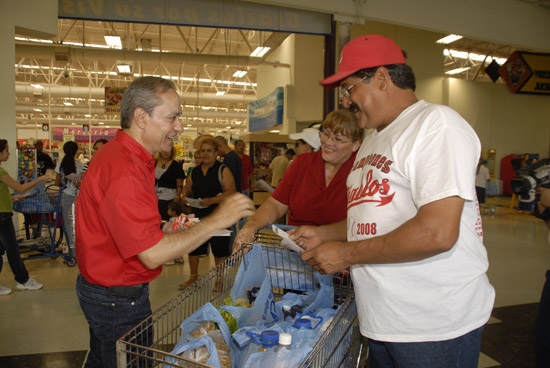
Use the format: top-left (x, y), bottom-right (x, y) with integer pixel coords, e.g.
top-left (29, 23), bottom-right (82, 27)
top-left (55, 173), bottom-right (62, 187)
top-left (0, 173), bottom-right (49, 194)
top-left (138, 192), bottom-right (255, 268)
top-left (201, 167), bottom-right (236, 206)
top-left (301, 196), bottom-right (464, 274)
top-left (536, 187), bottom-right (550, 230)
top-left (175, 178), bottom-right (184, 201)
top-left (233, 196), bottom-right (289, 251)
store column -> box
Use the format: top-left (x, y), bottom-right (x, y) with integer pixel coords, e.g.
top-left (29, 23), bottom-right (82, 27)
top-left (0, 0), bottom-right (57, 175)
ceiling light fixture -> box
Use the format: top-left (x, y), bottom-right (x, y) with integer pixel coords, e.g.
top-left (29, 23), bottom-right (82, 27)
top-left (216, 91), bottom-right (226, 96)
top-left (116, 64), bottom-right (131, 74)
top-left (104, 35), bottom-right (122, 48)
top-left (30, 83), bottom-right (44, 89)
top-left (270, 129), bottom-right (280, 133)
top-left (33, 108), bottom-right (42, 112)
top-left (63, 101), bottom-right (73, 106)
top-left (445, 67), bottom-right (471, 75)
top-left (436, 34), bottom-right (463, 44)
top-left (232, 70), bottom-right (247, 78)
top-left (250, 46), bottom-right (270, 57)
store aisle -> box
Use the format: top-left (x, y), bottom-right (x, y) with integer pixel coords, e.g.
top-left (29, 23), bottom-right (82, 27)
top-left (0, 196), bottom-right (548, 367)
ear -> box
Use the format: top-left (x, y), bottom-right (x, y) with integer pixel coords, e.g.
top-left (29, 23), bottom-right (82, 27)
top-left (375, 67), bottom-right (391, 91)
top-left (132, 107), bottom-right (148, 129)
top-left (352, 139), bottom-right (361, 153)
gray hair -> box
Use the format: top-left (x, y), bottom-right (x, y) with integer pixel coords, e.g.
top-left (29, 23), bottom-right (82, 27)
top-left (120, 76), bottom-right (177, 129)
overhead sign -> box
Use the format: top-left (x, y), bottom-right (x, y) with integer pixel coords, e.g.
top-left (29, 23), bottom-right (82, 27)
top-left (59, 0), bottom-right (332, 35)
top-left (105, 87), bottom-right (126, 114)
top-left (248, 87), bottom-right (284, 132)
top-left (498, 51), bottom-right (550, 95)
top-left (53, 127), bottom-right (118, 142)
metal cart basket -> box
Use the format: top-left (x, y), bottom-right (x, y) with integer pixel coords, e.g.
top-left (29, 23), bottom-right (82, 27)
top-left (117, 230), bottom-right (361, 368)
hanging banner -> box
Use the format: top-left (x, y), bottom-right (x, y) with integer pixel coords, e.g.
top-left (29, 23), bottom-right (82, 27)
top-left (248, 87), bottom-right (284, 132)
top-left (498, 51), bottom-right (550, 95)
top-left (53, 127), bottom-right (118, 142)
top-left (105, 87), bottom-right (126, 114)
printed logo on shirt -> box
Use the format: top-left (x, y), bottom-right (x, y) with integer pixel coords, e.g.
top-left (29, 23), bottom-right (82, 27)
top-left (351, 153), bottom-right (393, 173)
top-left (348, 168), bottom-right (395, 209)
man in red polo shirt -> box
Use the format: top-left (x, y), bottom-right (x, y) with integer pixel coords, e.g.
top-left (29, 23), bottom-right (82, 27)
top-left (75, 76), bottom-right (255, 368)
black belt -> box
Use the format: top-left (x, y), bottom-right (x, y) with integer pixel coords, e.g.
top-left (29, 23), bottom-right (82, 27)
top-left (80, 275), bottom-right (147, 299)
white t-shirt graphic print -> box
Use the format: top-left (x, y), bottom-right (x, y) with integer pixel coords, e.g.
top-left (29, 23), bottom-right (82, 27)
top-left (347, 100), bottom-right (495, 342)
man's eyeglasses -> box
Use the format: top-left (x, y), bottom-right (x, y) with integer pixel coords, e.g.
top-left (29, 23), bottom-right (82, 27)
top-left (340, 76), bottom-right (367, 99)
top-left (320, 130), bottom-right (352, 145)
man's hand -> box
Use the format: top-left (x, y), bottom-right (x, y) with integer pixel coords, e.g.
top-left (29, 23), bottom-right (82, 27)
top-left (287, 226), bottom-right (324, 251)
top-left (301, 241), bottom-right (351, 274)
top-left (210, 193), bottom-right (255, 230)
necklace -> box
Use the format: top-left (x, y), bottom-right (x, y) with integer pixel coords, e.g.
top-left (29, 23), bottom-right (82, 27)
top-left (159, 159), bottom-right (171, 169)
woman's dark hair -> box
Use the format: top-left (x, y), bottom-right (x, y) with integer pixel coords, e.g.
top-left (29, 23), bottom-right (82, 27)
top-left (60, 141), bottom-right (78, 178)
top-left (0, 139), bottom-right (7, 153)
top-left (168, 201), bottom-right (183, 216)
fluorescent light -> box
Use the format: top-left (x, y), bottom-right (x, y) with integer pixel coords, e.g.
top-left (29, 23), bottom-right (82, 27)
top-left (31, 83), bottom-right (44, 89)
top-left (216, 91), bottom-right (226, 96)
top-left (104, 35), bottom-right (122, 48)
top-left (232, 70), bottom-right (247, 78)
top-left (32, 108), bottom-right (42, 112)
top-left (85, 114), bottom-right (92, 118)
top-left (226, 126), bottom-right (232, 129)
top-left (250, 46), bottom-right (270, 57)
top-left (63, 101), bottom-right (73, 106)
top-left (444, 49), bottom-right (507, 65)
top-left (270, 130), bottom-right (280, 133)
top-left (57, 116), bottom-right (63, 120)
top-left (98, 122), bottom-right (104, 125)
top-left (436, 34), bottom-right (463, 44)
top-left (445, 67), bottom-right (471, 75)
top-left (187, 124), bottom-right (192, 127)
top-left (116, 64), bottom-right (131, 73)
top-left (235, 121), bottom-right (242, 125)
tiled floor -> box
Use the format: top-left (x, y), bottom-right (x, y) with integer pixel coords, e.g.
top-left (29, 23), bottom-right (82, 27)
top-left (0, 196), bottom-right (548, 367)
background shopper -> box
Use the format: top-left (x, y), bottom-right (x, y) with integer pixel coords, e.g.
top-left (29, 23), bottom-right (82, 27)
top-left (155, 145), bottom-right (186, 221)
top-left (0, 139), bottom-right (47, 295)
top-left (54, 141), bottom-right (83, 256)
top-left (180, 138), bottom-right (237, 289)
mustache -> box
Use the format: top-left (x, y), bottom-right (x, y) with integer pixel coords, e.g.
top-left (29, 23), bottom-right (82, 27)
top-left (349, 103), bottom-right (360, 113)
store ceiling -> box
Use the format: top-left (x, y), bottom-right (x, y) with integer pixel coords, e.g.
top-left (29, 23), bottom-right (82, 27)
top-left (14, 18), bottom-right (536, 134)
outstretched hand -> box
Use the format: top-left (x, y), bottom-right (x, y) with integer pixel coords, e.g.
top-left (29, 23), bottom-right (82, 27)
top-left (301, 241), bottom-right (351, 275)
top-left (210, 193), bottom-right (255, 231)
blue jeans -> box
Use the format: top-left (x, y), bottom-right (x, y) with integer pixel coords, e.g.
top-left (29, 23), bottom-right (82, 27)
top-left (0, 212), bottom-right (29, 284)
top-left (60, 193), bottom-right (75, 250)
top-left (368, 327), bottom-right (483, 368)
top-left (535, 269), bottom-right (550, 367)
top-left (76, 275), bottom-right (153, 368)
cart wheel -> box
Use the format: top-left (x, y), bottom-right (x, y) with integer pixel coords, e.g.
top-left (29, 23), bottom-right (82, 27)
top-left (63, 255), bottom-right (77, 267)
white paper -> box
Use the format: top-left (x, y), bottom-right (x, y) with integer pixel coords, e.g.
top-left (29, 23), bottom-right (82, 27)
top-left (271, 225), bottom-right (304, 254)
top-left (184, 197), bottom-right (208, 209)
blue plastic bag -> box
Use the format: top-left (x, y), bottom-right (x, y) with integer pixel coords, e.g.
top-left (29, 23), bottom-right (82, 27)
top-left (225, 244), bottom-right (278, 327)
top-left (168, 303), bottom-right (234, 367)
top-left (12, 182), bottom-right (55, 213)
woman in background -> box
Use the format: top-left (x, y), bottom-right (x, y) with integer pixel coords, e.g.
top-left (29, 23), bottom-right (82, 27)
top-left (55, 141), bottom-right (83, 256)
top-left (0, 139), bottom-right (48, 295)
top-left (155, 145), bottom-right (186, 222)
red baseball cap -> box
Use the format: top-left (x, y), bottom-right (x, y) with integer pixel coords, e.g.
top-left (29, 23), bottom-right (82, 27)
top-left (321, 34), bottom-right (406, 88)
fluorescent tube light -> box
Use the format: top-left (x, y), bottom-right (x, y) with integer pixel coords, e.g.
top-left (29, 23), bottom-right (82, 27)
top-left (31, 83), bottom-right (44, 89)
top-left (250, 46), bottom-right (270, 57)
top-left (116, 64), bottom-right (131, 73)
top-left (445, 67), bottom-right (471, 75)
top-left (232, 70), bottom-right (247, 78)
top-left (104, 35), bottom-right (122, 48)
top-left (436, 34), bottom-right (463, 44)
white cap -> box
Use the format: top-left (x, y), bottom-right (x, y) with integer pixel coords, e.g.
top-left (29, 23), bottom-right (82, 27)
top-left (289, 128), bottom-right (321, 152)
top-left (278, 333), bottom-right (292, 346)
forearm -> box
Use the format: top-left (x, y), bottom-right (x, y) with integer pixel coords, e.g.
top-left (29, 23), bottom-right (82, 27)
top-left (318, 220), bottom-right (348, 242)
top-left (138, 215), bottom-right (220, 268)
top-left (243, 197), bottom-right (286, 232)
top-left (340, 198), bottom-right (462, 265)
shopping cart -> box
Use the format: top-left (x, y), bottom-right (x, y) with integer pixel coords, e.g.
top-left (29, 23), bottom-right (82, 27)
top-left (14, 184), bottom-right (77, 267)
top-left (117, 230), bottom-right (363, 368)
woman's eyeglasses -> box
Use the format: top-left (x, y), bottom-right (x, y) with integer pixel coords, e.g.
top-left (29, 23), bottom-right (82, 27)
top-left (320, 130), bottom-right (352, 145)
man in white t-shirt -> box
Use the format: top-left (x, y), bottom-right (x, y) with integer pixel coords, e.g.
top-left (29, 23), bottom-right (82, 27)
top-left (290, 34), bottom-right (495, 367)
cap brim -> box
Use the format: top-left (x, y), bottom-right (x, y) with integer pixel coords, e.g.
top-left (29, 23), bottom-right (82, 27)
top-left (320, 68), bottom-right (360, 88)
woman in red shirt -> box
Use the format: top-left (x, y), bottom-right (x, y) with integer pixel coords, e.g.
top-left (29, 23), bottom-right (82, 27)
top-left (234, 109), bottom-right (362, 249)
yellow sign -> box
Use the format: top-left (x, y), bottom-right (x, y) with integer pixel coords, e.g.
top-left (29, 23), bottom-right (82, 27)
top-left (499, 51), bottom-right (550, 95)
